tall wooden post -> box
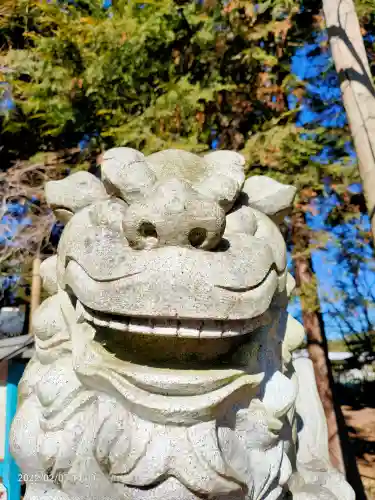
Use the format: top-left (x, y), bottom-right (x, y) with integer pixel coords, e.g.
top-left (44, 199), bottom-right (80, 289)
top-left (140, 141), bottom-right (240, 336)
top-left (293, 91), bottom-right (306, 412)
top-left (323, 0), bottom-right (375, 243)
top-left (29, 257), bottom-right (41, 335)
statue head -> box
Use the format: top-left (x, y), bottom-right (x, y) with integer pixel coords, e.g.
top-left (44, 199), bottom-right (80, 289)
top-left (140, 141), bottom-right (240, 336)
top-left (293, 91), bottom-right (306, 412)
top-left (45, 148), bottom-right (295, 357)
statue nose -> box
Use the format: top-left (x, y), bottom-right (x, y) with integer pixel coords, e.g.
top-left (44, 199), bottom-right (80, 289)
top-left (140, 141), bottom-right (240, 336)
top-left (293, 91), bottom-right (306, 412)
top-left (122, 179), bottom-right (226, 250)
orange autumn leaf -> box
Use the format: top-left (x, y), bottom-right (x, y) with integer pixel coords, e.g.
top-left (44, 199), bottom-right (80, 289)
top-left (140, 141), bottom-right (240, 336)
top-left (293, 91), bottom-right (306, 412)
top-left (196, 111), bottom-right (205, 127)
top-left (80, 17), bottom-right (95, 24)
top-left (222, 0), bottom-right (239, 14)
top-left (71, 78), bottom-right (83, 89)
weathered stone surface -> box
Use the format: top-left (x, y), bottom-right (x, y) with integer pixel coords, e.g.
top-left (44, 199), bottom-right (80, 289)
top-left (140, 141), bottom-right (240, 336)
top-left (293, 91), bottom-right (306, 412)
top-left (39, 255), bottom-right (58, 296)
top-left (11, 148), bottom-right (354, 500)
top-left (101, 147), bottom-right (156, 204)
top-left (242, 175), bottom-right (297, 216)
top-left (45, 171), bottom-right (108, 223)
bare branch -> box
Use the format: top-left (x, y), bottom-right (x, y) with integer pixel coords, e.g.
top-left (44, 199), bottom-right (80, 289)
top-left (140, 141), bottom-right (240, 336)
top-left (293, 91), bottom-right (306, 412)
top-left (0, 153), bottom-right (71, 290)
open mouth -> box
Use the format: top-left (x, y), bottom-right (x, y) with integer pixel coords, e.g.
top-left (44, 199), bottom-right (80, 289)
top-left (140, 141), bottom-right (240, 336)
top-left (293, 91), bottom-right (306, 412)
top-left (76, 300), bottom-right (272, 339)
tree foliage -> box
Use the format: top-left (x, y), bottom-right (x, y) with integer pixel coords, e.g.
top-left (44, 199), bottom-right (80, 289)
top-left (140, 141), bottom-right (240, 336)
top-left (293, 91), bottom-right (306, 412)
top-left (1, 0), bottom-right (324, 170)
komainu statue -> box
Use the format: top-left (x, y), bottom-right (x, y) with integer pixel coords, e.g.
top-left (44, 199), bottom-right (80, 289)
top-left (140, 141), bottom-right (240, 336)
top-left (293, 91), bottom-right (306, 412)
top-left (11, 148), bottom-right (354, 499)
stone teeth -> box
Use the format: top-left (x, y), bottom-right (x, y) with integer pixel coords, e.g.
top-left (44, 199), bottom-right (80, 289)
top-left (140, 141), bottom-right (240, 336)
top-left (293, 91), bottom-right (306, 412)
top-left (93, 316), bottom-right (109, 327)
top-left (152, 319), bottom-right (178, 336)
top-left (222, 330), bottom-right (240, 337)
top-left (80, 310), bottom-right (259, 339)
top-left (83, 309), bottom-right (94, 322)
top-left (222, 320), bottom-right (243, 337)
top-left (200, 321), bottom-right (223, 338)
top-left (178, 320), bottom-right (202, 338)
top-left (128, 319), bottom-right (153, 334)
top-left (108, 319), bottom-right (128, 332)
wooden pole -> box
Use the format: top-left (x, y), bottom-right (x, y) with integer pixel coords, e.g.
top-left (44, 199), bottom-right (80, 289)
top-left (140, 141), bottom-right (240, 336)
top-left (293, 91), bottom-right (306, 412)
top-left (322, 0), bottom-right (375, 243)
top-left (29, 257), bottom-right (41, 335)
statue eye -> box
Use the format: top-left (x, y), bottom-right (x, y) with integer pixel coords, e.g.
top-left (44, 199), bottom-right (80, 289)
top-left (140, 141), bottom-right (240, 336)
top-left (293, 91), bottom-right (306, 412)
top-left (188, 227), bottom-right (207, 248)
top-left (138, 221), bottom-right (158, 239)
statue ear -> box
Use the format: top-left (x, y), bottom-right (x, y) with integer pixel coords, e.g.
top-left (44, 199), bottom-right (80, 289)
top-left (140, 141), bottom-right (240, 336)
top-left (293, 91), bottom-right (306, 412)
top-left (45, 171), bottom-right (108, 222)
top-left (241, 175), bottom-right (296, 224)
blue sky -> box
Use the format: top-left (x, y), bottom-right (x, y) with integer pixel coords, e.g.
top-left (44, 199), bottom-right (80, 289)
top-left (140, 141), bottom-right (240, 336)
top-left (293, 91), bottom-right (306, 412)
top-left (287, 32), bottom-right (375, 339)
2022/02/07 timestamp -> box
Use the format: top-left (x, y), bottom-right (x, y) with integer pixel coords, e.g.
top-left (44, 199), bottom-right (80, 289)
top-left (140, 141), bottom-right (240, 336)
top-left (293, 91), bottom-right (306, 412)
top-left (18, 472), bottom-right (97, 483)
